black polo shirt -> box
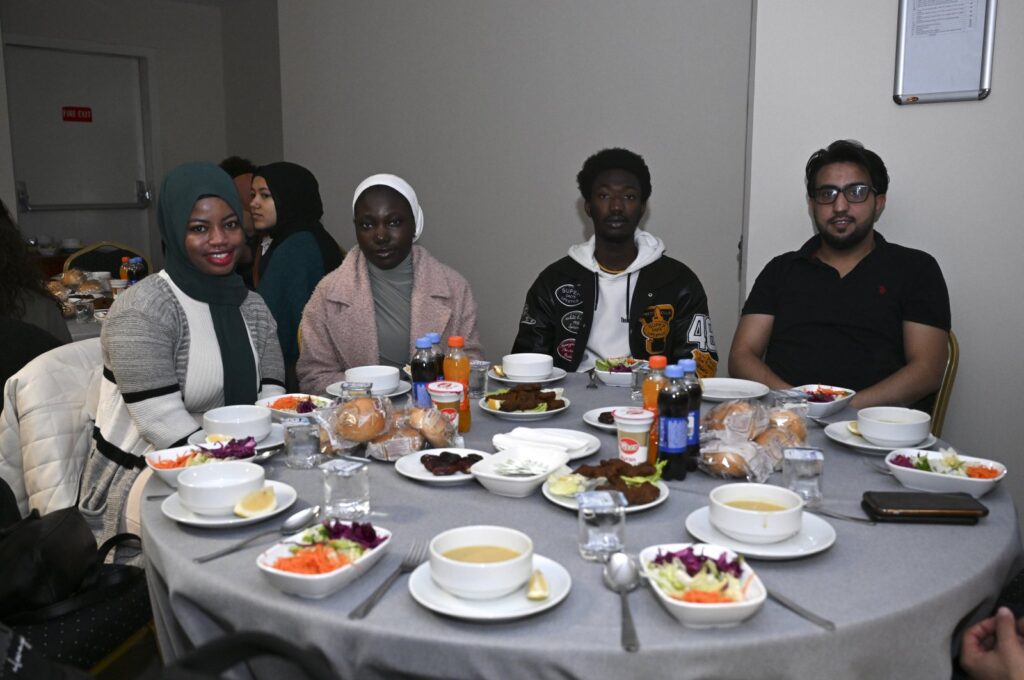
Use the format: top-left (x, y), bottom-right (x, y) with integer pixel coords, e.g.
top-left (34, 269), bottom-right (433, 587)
top-left (742, 232), bottom-right (950, 392)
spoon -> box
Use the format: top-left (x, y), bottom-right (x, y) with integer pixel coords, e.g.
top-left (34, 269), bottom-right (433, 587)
top-left (193, 504), bottom-right (321, 564)
top-left (602, 552), bottom-right (641, 652)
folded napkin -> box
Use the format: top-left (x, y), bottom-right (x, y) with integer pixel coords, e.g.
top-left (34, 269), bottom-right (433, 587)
top-left (493, 427), bottom-right (590, 456)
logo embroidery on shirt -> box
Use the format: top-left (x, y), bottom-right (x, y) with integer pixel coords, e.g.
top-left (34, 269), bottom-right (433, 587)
top-left (519, 304), bottom-right (537, 326)
top-left (561, 310), bottom-right (583, 333)
top-left (557, 338), bottom-right (576, 362)
top-left (554, 283), bottom-right (583, 307)
top-left (640, 304), bottom-right (675, 354)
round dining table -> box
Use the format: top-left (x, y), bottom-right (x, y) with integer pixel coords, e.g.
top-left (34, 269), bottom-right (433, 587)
top-left (141, 373), bottom-right (1021, 679)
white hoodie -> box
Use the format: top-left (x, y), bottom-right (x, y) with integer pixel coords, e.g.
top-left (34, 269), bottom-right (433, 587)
top-left (567, 231), bottom-right (666, 371)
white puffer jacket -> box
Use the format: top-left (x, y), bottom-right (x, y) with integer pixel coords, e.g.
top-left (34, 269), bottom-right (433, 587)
top-left (0, 338), bottom-right (102, 516)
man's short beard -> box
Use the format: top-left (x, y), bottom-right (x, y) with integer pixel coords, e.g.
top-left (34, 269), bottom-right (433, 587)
top-left (817, 221), bottom-right (872, 251)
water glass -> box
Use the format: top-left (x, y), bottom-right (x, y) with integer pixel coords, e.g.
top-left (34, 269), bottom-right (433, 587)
top-left (468, 360), bottom-right (491, 398)
top-left (783, 447), bottom-right (824, 506)
top-left (322, 458), bottom-right (370, 520)
top-left (74, 299), bottom-right (94, 323)
top-left (630, 366), bottom-right (650, 401)
top-left (339, 382), bottom-right (372, 399)
top-left (283, 417), bottom-right (319, 470)
top-left (577, 490), bottom-right (627, 562)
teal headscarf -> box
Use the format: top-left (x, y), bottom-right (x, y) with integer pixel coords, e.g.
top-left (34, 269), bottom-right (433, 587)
top-left (158, 162), bottom-right (257, 405)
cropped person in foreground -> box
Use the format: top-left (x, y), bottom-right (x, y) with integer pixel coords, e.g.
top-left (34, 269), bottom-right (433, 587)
top-left (512, 147), bottom-right (718, 376)
top-left (959, 606), bottom-right (1024, 680)
top-left (729, 139), bottom-right (949, 410)
top-left (297, 173), bottom-right (483, 393)
top-left (78, 162), bottom-right (285, 548)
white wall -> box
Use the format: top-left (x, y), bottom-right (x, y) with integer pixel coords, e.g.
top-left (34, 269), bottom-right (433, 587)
top-left (277, 0), bottom-right (753, 364)
top-left (748, 2), bottom-right (1023, 514)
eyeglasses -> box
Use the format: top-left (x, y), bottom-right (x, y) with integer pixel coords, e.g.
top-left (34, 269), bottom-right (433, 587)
top-left (811, 183), bottom-right (876, 205)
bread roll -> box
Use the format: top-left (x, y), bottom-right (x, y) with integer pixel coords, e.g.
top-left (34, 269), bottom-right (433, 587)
top-left (767, 408), bottom-right (807, 441)
top-left (335, 397), bottom-right (387, 442)
top-left (702, 400), bottom-right (767, 438)
top-left (46, 280), bottom-right (69, 300)
top-left (415, 408), bottom-right (455, 447)
top-left (77, 280), bottom-right (104, 295)
top-left (700, 443), bottom-right (756, 478)
top-left (62, 269), bottom-right (88, 287)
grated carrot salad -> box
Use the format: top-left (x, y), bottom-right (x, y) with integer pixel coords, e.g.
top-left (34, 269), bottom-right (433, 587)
top-left (272, 544), bottom-right (352, 574)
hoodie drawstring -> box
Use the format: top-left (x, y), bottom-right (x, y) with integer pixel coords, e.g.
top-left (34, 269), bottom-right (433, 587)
top-left (625, 272), bottom-right (633, 320)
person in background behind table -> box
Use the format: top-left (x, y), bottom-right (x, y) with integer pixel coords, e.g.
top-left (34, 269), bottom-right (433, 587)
top-left (297, 173), bottom-right (483, 394)
top-left (728, 139), bottom-right (949, 410)
top-left (0, 199), bottom-right (71, 345)
top-left (249, 162), bottom-right (344, 391)
top-left (959, 607), bottom-right (1024, 680)
top-left (219, 156), bottom-right (258, 288)
top-left (78, 162), bottom-right (285, 553)
top-left (512, 148), bottom-right (718, 376)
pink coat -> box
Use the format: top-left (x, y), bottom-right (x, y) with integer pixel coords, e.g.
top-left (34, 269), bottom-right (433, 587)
top-left (296, 245), bottom-right (485, 393)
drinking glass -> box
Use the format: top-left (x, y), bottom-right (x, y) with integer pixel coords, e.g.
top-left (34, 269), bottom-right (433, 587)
top-left (577, 490), bottom-right (627, 561)
top-left (783, 447), bottom-right (824, 506)
top-left (322, 458), bottom-right (370, 520)
top-left (283, 417), bottom-right (319, 470)
top-left (630, 366), bottom-right (650, 401)
top-left (74, 299), bottom-right (94, 323)
top-left (468, 360), bottom-right (491, 398)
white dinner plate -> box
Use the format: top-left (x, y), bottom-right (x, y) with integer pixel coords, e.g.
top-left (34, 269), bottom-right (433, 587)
top-left (541, 480), bottom-right (669, 514)
top-left (188, 423), bottom-right (284, 453)
top-left (407, 554), bottom-right (571, 621)
top-left (395, 449), bottom-right (493, 485)
top-left (582, 406), bottom-right (629, 433)
top-left (325, 380), bottom-right (413, 399)
top-left (488, 367), bottom-right (568, 385)
top-left (701, 378), bottom-right (770, 402)
top-left (684, 506), bottom-right (837, 561)
top-left (160, 480), bottom-right (297, 528)
top-left (492, 428), bottom-right (600, 461)
top-left (478, 397), bottom-right (570, 422)
top-left (254, 393), bottom-right (334, 420)
top-left (824, 421), bottom-right (937, 455)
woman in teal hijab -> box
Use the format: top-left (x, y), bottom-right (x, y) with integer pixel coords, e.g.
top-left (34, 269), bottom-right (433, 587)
top-left (79, 162), bottom-right (286, 551)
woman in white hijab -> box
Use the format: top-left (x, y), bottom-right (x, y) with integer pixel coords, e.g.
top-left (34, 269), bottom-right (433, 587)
top-left (296, 174), bottom-right (484, 393)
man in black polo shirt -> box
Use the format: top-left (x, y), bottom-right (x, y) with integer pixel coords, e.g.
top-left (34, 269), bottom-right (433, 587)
top-left (729, 140), bottom-right (950, 409)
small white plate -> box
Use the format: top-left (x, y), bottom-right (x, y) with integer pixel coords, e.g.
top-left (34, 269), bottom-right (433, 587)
top-left (824, 421), bottom-right (937, 455)
top-left (492, 427), bottom-right (600, 461)
top-left (582, 406), bottom-right (628, 433)
top-left (188, 423), bottom-right (284, 452)
top-left (325, 380), bottom-right (412, 399)
top-left (488, 367), bottom-right (568, 384)
top-left (684, 506), bottom-right (836, 561)
top-left (395, 449), bottom-right (493, 485)
top-left (542, 480), bottom-right (669, 514)
top-left (701, 378), bottom-right (770, 402)
top-left (478, 397), bottom-right (570, 422)
top-left (160, 480), bottom-right (297, 528)
top-left (407, 554), bottom-right (571, 621)
top-left (255, 393), bottom-right (334, 420)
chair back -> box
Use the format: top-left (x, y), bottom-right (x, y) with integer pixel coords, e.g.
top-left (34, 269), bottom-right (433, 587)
top-left (931, 330), bottom-right (959, 437)
top-left (64, 241), bottom-right (151, 279)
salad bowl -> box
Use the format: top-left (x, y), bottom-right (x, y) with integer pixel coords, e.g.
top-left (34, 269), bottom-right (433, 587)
top-left (639, 543), bottom-right (765, 628)
top-left (885, 449), bottom-right (1006, 498)
top-left (795, 384), bottom-right (855, 418)
top-left (594, 357), bottom-right (646, 387)
top-left (257, 521), bottom-right (391, 598)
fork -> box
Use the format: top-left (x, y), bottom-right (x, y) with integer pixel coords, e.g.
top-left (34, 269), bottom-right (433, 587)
top-left (587, 368), bottom-right (599, 389)
top-left (348, 541), bottom-right (428, 619)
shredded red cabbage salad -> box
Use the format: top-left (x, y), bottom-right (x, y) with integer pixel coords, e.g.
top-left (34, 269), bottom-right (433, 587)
top-left (199, 437), bottom-right (257, 459)
top-left (322, 520), bottom-right (387, 549)
top-left (295, 398), bottom-right (316, 414)
top-left (889, 454), bottom-right (914, 469)
top-left (651, 546), bottom-right (743, 578)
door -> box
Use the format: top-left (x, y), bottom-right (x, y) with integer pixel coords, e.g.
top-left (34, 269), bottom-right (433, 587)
top-left (4, 43), bottom-right (152, 256)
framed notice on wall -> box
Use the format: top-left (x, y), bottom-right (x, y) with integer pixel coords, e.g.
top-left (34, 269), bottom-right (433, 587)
top-left (894, 0), bottom-right (997, 105)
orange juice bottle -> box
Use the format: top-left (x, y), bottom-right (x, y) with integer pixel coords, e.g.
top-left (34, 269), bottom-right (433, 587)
top-left (443, 336), bottom-right (471, 432)
top-left (642, 355), bottom-right (669, 464)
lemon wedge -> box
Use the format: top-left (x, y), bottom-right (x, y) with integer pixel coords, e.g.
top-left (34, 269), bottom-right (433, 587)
top-left (206, 433), bottom-right (233, 445)
top-left (234, 486), bottom-right (277, 518)
top-left (526, 569), bottom-right (549, 601)
top-left (847, 421), bottom-right (861, 436)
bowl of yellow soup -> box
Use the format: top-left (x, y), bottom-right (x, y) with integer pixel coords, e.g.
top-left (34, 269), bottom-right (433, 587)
top-left (856, 407), bottom-right (931, 448)
top-left (708, 483), bottom-right (803, 544)
top-left (429, 525), bottom-right (534, 600)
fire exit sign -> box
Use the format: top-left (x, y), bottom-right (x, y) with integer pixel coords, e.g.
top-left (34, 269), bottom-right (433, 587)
top-left (62, 106), bottom-right (93, 122)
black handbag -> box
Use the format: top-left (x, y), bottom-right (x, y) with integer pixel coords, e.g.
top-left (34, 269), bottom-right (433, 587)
top-left (4, 533), bottom-right (151, 670)
top-left (0, 506), bottom-right (98, 618)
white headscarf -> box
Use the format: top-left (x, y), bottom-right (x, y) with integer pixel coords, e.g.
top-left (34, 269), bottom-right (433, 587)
top-left (352, 173), bottom-right (425, 242)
